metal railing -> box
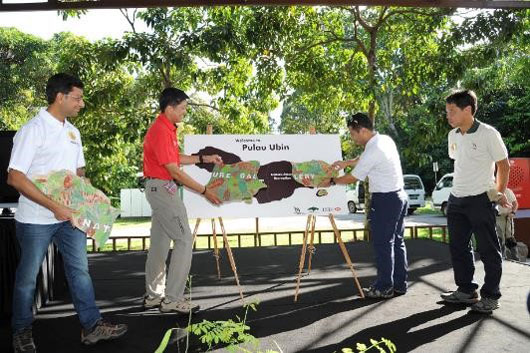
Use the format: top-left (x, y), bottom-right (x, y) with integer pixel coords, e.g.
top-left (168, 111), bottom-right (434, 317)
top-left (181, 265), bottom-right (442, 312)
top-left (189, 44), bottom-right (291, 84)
top-left (87, 224), bottom-right (448, 252)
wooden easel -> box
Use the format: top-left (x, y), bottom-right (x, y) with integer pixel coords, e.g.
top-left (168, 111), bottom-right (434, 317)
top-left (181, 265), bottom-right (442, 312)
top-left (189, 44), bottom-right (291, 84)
top-left (190, 124), bottom-right (244, 302)
top-left (192, 217), bottom-right (244, 302)
top-left (294, 214), bottom-right (365, 301)
top-left (293, 126), bottom-right (365, 301)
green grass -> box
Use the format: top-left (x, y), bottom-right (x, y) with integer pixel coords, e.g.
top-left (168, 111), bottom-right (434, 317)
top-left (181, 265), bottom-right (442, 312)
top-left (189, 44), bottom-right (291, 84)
top-left (114, 217), bottom-right (151, 227)
top-left (413, 200), bottom-right (442, 215)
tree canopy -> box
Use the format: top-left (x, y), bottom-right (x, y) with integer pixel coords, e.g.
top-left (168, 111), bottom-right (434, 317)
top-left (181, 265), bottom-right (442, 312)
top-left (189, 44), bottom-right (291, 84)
top-left (1, 6), bottom-right (529, 199)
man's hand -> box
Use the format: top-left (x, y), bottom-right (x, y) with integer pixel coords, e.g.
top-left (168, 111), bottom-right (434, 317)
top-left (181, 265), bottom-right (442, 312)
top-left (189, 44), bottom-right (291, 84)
top-left (204, 154), bottom-right (223, 165)
top-left (203, 187), bottom-right (222, 205)
top-left (8, 169), bottom-right (78, 225)
top-left (498, 193), bottom-right (512, 209)
top-left (318, 178), bottom-right (332, 188)
top-left (52, 204), bottom-right (76, 224)
top-left (332, 160), bottom-right (349, 171)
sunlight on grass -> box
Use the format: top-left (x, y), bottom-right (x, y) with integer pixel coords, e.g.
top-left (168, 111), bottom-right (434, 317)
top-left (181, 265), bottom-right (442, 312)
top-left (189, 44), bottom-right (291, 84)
top-left (414, 201), bottom-right (442, 215)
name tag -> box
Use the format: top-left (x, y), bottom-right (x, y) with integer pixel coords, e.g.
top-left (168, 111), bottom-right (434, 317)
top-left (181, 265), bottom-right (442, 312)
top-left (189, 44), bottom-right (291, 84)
top-left (163, 180), bottom-right (177, 195)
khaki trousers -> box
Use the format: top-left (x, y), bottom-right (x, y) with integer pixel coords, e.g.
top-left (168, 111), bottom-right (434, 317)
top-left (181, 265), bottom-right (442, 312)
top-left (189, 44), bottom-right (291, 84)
top-left (144, 179), bottom-right (193, 302)
top-left (496, 214), bottom-right (514, 258)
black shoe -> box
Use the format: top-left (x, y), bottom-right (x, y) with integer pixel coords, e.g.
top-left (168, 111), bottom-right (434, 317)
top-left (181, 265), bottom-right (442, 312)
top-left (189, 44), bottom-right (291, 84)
top-left (440, 290), bottom-right (479, 304)
top-left (363, 286), bottom-right (394, 299)
top-left (394, 288), bottom-right (407, 296)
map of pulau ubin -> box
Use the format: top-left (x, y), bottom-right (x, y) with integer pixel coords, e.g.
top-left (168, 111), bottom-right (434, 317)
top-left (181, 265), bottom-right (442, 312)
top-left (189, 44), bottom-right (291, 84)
top-left (183, 135), bottom-right (347, 219)
top-left (32, 170), bottom-right (120, 248)
top-left (207, 161), bottom-right (267, 203)
top-left (205, 157), bottom-right (338, 203)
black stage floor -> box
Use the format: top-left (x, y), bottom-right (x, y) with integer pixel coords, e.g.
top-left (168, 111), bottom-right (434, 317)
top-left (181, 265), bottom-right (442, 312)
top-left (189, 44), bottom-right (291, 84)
top-left (1, 239), bottom-right (529, 352)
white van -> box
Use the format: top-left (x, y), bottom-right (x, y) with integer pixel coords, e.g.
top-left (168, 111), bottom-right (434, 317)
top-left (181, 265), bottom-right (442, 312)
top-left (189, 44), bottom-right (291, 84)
top-left (346, 175), bottom-right (425, 214)
top-left (403, 174), bottom-right (426, 215)
top-left (432, 173), bottom-right (453, 216)
top-left (346, 181), bottom-right (365, 213)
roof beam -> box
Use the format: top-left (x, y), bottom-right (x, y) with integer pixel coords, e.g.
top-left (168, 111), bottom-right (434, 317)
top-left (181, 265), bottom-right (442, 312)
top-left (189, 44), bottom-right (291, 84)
top-left (1, 0), bottom-right (530, 12)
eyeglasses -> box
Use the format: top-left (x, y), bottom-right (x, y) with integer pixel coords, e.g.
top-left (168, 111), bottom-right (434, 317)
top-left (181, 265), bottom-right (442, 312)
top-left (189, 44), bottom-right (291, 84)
top-left (65, 94), bottom-right (84, 102)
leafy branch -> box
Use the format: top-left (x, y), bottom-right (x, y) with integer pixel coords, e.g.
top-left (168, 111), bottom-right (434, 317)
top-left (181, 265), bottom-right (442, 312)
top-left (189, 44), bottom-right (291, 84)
top-left (341, 337), bottom-right (397, 353)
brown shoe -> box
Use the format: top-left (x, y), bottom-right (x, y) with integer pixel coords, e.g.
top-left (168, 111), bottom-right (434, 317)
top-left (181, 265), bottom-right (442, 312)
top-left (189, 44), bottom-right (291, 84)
top-left (159, 299), bottom-right (200, 314)
top-left (13, 327), bottom-right (36, 353)
top-left (81, 319), bottom-right (128, 345)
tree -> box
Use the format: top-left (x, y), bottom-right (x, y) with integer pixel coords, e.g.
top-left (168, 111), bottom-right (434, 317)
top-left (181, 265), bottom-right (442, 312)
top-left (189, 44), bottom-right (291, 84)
top-left (270, 6), bottom-right (453, 133)
top-left (0, 28), bottom-right (52, 130)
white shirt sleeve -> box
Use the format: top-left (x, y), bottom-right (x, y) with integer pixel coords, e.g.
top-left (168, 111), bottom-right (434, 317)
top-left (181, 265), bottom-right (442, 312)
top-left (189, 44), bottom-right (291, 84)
top-left (352, 149), bottom-right (376, 181)
top-left (487, 128), bottom-right (508, 162)
top-left (77, 131), bottom-right (86, 169)
top-left (448, 131), bottom-right (455, 160)
top-left (8, 124), bottom-right (41, 174)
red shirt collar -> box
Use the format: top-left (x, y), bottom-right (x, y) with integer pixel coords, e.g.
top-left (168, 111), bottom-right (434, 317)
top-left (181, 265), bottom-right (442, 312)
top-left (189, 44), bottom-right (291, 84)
top-left (157, 113), bottom-right (177, 132)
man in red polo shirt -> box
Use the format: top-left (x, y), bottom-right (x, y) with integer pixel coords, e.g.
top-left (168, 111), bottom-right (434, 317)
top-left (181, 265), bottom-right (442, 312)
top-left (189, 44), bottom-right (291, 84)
top-left (143, 87), bottom-right (222, 313)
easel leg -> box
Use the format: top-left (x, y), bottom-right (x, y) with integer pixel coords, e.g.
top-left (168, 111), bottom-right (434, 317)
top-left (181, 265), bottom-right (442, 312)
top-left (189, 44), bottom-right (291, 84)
top-left (255, 217), bottom-right (260, 247)
top-left (307, 214), bottom-right (316, 274)
top-left (211, 219), bottom-right (221, 279)
top-left (192, 218), bottom-right (201, 249)
top-left (294, 214), bottom-right (312, 302)
top-left (328, 214), bottom-right (365, 299)
top-left (218, 217), bottom-right (245, 302)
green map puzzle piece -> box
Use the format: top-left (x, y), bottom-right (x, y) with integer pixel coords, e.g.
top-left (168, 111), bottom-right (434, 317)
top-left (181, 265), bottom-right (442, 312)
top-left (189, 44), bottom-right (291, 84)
top-left (291, 160), bottom-right (338, 188)
top-left (206, 161), bottom-right (267, 203)
top-left (32, 170), bottom-right (120, 249)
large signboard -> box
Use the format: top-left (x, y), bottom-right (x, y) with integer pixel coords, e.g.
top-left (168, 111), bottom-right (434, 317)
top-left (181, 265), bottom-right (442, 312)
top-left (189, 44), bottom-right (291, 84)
top-left (183, 135), bottom-right (348, 218)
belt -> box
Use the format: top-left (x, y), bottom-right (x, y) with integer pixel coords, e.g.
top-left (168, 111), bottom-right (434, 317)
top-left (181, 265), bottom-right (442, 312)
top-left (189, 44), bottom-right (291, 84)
top-left (450, 192), bottom-right (487, 200)
top-left (145, 177), bottom-right (182, 186)
top-left (372, 189), bottom-right (402, 195)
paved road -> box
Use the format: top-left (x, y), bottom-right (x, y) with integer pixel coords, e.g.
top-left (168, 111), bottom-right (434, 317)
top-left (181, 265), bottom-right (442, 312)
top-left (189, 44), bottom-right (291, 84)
top-left (111, 212), bottom-right (447, 237)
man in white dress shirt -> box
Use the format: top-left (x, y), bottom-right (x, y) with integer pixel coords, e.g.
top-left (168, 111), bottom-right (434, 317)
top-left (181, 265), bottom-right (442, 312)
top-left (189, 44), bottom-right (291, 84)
top-left (7, 73), bottom-right (127, 353)
top-left (323, 113), bottom-right (408, 299)
top-left (440, 89), bottom-right (510, 314)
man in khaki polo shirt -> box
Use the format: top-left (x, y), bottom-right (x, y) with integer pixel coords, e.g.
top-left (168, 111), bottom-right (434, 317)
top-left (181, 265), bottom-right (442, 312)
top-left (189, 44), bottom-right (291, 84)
top-left (440, 90), bottom-right (511, 314)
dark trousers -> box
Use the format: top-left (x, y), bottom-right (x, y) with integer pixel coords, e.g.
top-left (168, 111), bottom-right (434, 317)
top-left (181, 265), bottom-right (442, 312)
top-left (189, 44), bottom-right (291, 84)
top-left (369, 190), bottom-right (408, 291)
top-left (447, 193), bottom-right (502, 299)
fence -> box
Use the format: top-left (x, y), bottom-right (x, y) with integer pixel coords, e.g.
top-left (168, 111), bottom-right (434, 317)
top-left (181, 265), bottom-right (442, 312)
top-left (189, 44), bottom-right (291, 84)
top-left (87, 224), bottom-right (448, 252)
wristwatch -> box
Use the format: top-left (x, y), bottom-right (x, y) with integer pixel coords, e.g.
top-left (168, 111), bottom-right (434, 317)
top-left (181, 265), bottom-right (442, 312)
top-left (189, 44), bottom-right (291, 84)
top-left (330, 177), bottom-right (336, 186)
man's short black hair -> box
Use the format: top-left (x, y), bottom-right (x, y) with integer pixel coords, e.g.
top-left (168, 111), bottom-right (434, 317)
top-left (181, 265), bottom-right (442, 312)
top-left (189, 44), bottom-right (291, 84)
top-left (46, 73), bottom-right (84, 104)
top-left (346, 113), bottom-right (373, 131)
top-left (446, 90), bottom-right (477, 115)
top-left (159, 87), bottom-right (189, 112)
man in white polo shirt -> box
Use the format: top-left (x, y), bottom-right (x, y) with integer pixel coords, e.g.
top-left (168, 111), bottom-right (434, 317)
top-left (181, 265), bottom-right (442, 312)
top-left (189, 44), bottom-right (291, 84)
top-left (7, 73), bottom-right (127, 353)
top-left (323, 112), bottom-right (408, 299)
top-left (440, 90), bottom-right (511, 314)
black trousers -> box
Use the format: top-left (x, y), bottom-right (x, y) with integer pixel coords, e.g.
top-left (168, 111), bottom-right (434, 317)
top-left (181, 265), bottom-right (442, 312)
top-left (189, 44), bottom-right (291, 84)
top-left (447, 192), bottom-right (502, 299)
